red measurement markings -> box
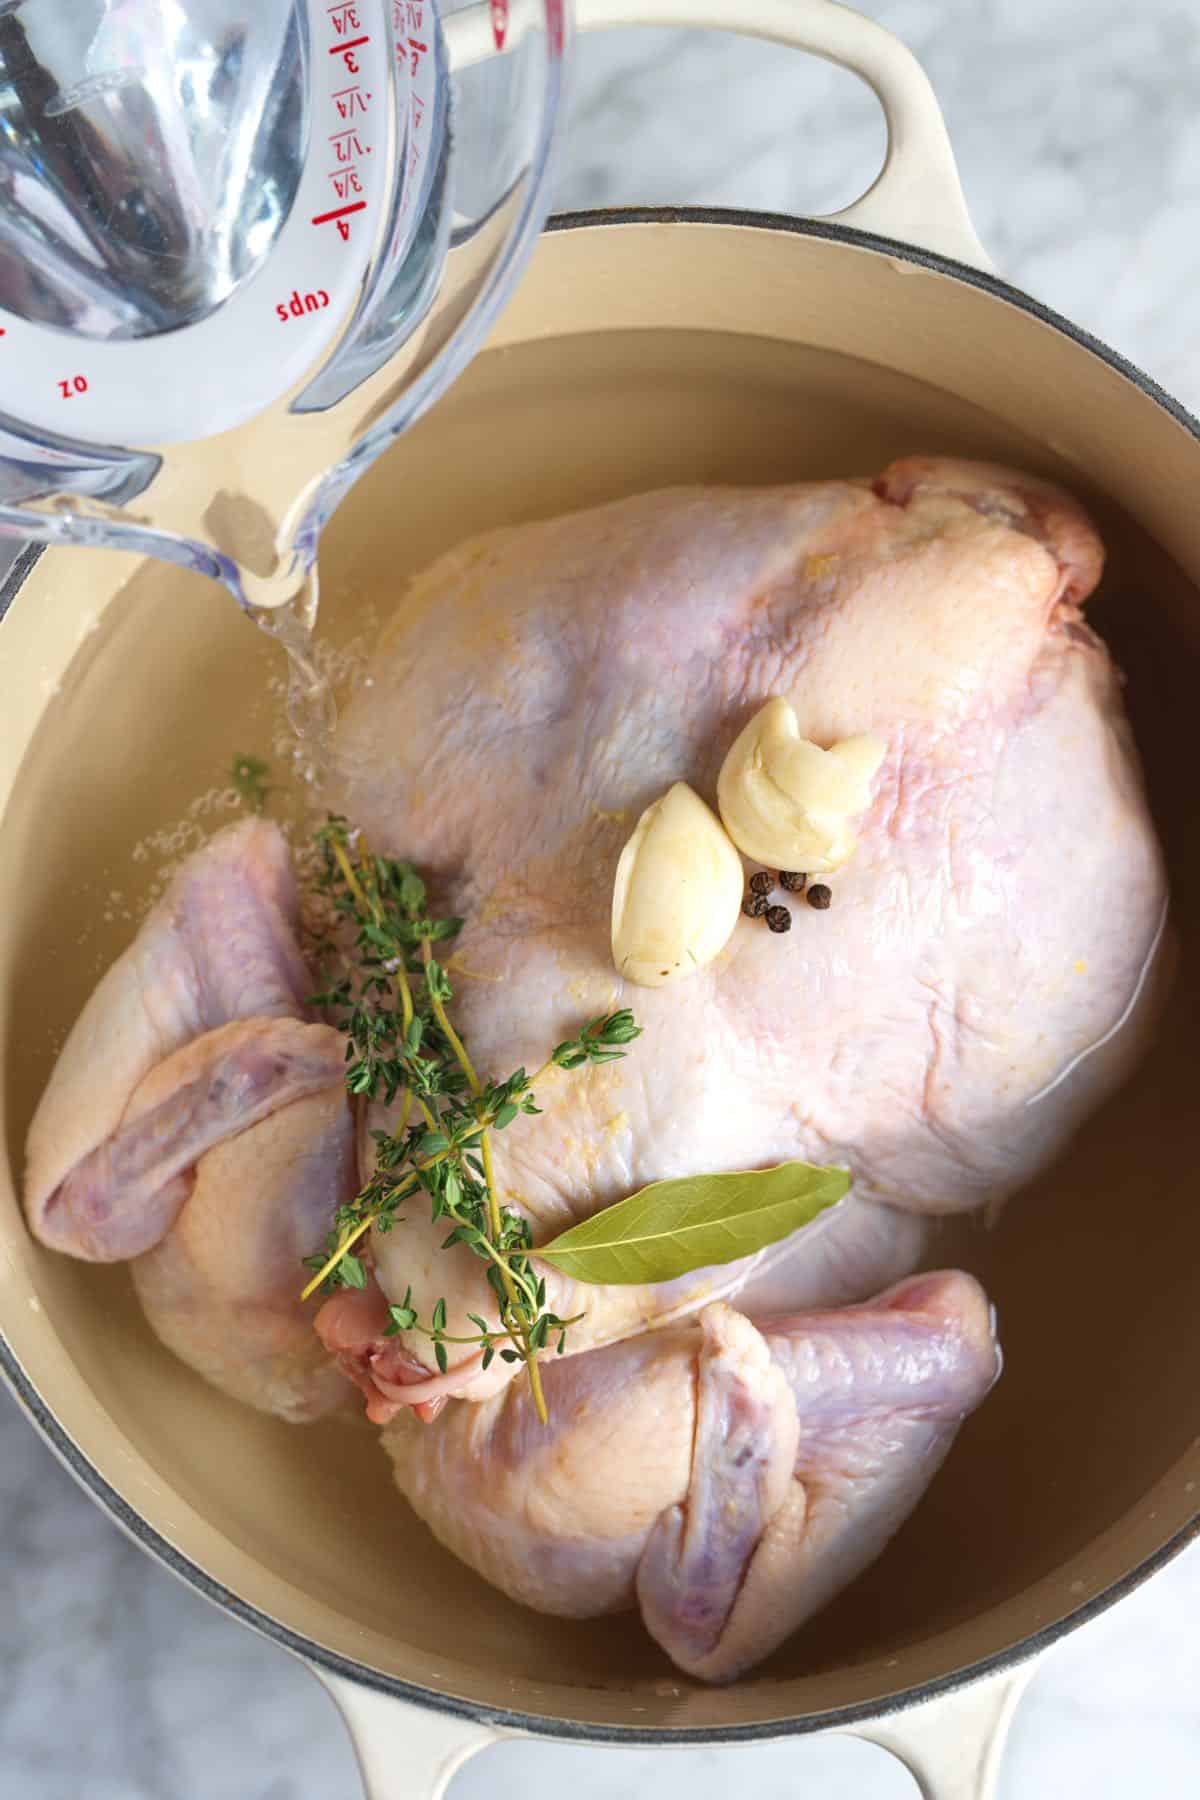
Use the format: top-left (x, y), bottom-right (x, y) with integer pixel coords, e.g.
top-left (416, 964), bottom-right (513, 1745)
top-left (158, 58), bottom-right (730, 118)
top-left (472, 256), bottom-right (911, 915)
top-left (328, 2), bottom-right (361, 33)
top-left (407, 36), bottom-right (427, 75)
top-left (328, 165), bottom-right (363, 200)
top-left (276, 288), bottom-right (331, 322)
top-left (405, 1), bottom-right (425, 26)
top-left (490, 0), bottom-right (507, 50)
top-left (329, 31), bottom-right (368, 70)
top-left (329, 127), bottom-right (368, 162)
top-left (311, 201), bottom-right (366, 226)
top-left (311, 198), bottom-right (366, 241)
top-left (332, 84), bottom-right (371, 119)
top-left (57, 374), bottom-right (88, 397)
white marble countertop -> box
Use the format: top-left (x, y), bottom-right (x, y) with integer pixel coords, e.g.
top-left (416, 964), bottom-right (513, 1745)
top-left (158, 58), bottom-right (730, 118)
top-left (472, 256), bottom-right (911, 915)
top-left (4, 2), bottom-right (1200, 1796)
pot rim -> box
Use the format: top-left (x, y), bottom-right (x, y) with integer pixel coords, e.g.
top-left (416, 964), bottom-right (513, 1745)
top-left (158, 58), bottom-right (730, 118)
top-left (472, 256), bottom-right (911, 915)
top-left (3, 202), bottom-right (1198, 1744)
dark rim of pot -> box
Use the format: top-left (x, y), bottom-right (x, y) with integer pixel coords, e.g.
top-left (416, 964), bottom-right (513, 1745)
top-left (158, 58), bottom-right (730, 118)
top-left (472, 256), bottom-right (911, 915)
top-left (2, 206), bottom-right (1199, 1746)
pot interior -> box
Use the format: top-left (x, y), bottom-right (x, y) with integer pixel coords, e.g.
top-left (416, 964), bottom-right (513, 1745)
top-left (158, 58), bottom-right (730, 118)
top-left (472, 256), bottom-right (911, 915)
top-left (2, 313), bottom-right (1198, 1733)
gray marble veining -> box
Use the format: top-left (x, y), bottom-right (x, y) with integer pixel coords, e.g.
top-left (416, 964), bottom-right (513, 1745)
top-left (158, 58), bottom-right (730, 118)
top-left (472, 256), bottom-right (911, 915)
top-left (4, 2), bottom-right (1200, 1795)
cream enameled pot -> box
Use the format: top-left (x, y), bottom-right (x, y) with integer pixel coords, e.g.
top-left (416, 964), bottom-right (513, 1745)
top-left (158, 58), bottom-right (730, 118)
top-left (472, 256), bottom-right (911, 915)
top-left (2, 4), bottom-right (1198, 1796)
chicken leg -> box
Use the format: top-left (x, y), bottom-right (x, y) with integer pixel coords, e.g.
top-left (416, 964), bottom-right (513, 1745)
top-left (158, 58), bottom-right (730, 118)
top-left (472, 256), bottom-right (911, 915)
top-left (381, 1270), bottom-right (999, 1681)
top-left (24, 819), bottom-right (354, 1420)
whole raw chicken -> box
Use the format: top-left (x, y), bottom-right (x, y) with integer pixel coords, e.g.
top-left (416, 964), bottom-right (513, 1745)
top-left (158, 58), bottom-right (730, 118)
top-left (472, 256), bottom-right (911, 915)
top-left (24, 455), bottom-right (1166, 1680)
top-left (318, 453), bottom-right (1164, 1412)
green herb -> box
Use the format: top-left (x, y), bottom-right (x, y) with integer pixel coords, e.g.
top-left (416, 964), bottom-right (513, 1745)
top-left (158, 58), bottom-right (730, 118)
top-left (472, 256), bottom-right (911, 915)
top-left (535, 1160), bottom-right (849, 1285)
top-left (300, 822), bottom-right (849, 1425)
top-left (231, 752), bottom-right (271, 812)
top-left (299, 816), bottom-right (641, 1423)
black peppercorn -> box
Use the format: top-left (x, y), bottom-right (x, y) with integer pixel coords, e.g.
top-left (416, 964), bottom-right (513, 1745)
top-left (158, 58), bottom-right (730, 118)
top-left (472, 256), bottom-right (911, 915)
top-left (765, 904), bottom-right (792, 934)
top-left (779, 870), bottom-right (807, 893)
top-left (743, 892), bottom-right (770, 918)
top-left (806, 883), bottom-right (832, 910)
top-left (748, 871), bottom-right (773, 897)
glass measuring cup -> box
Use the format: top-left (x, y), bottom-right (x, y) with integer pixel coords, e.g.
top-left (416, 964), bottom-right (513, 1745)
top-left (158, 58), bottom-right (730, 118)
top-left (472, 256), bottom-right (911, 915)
top-left (0, 0), bottom-right (566, 611)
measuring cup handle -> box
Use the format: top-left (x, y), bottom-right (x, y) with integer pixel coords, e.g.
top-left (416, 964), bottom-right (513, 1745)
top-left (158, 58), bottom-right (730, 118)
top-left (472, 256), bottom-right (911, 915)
top-left (570, 0), bottom-right (993, 271)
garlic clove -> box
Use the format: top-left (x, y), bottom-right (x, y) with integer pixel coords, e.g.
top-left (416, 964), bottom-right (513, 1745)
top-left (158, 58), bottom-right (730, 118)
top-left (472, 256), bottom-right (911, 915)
top-left (717, 698), bottom-right (885, 874)
top-left (829, 733), bottom-right (889, 789)
top-left (612, 781), bottom-right (744, 988)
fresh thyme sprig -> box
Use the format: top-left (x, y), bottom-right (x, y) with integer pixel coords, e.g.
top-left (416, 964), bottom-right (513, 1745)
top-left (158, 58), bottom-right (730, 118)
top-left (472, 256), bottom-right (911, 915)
top-left (230, 752), bottom-right (271, 812)
top-left (300, 817), bottom-right (640, 1423)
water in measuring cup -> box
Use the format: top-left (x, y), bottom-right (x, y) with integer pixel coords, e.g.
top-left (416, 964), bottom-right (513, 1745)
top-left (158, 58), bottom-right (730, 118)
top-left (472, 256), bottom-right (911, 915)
top-left (0, 0), bottom-right (565, 793)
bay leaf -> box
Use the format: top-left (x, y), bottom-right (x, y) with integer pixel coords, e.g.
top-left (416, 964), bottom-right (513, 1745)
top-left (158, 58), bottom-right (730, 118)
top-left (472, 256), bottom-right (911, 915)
top-left (534, 1160), bottom-right (849, 1287)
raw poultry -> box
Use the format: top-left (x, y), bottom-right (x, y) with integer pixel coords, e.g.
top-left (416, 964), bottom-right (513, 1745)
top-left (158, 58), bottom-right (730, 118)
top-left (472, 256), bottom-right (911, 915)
top-left (24, 455), bottom-right (1166, 1678)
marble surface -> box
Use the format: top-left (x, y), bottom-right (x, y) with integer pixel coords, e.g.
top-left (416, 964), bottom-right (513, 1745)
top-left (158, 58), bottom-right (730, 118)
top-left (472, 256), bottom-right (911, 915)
top-left (4, 1), bottom-right (1200, 1795)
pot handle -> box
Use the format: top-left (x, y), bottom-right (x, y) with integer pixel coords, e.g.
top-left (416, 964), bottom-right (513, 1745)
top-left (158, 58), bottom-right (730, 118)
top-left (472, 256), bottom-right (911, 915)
top-left (317, 1669), bottom-right (498, 1800)
top-left (317, 1656), bottom-right (1037, 1799)
top-left (839, 1660), bottom-right (1038, 1799)
top-left (568, 0), bottom-right (993, 272)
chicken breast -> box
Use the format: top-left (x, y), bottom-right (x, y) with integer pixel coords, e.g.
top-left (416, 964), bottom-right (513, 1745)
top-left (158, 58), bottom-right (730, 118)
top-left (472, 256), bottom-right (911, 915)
top-left (324, 456), bottom-right (1165, 1404)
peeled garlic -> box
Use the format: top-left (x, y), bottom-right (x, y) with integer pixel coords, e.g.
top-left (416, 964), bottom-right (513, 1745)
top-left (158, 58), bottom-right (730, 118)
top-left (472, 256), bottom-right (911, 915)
top-left (612, 782), bottom-right (743, 988)
top-left (717, 698), bottom-right (885, 874)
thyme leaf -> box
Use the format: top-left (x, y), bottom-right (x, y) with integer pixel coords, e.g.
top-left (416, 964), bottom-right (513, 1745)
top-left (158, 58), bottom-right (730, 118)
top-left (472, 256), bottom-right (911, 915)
top-left (230, 752), bottom-right (271, 813)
